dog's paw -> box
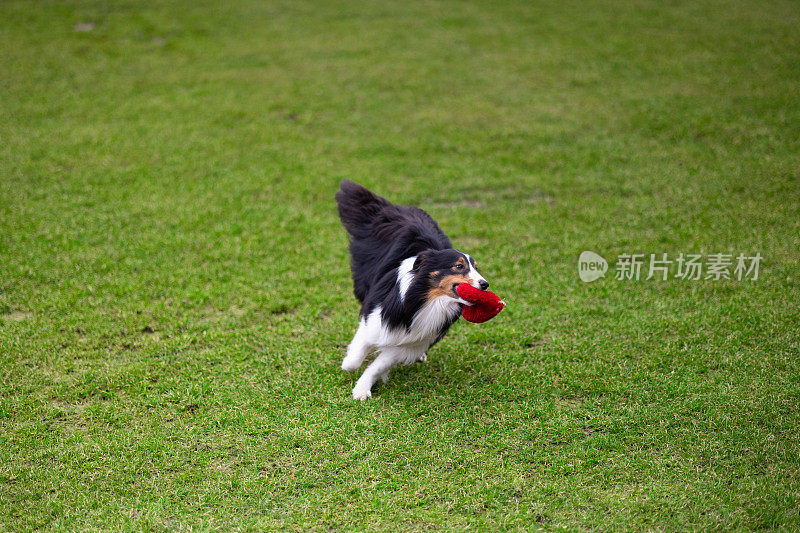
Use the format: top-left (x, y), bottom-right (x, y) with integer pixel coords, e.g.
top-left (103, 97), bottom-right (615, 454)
top-left (352, 385), bottom-right (372, 401)
top-left (417, 352), bottom-right (427, 363)
top-left (341, 357), bottom-right (361, 372)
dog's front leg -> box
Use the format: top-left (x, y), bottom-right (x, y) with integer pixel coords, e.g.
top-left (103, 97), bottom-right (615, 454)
top-left (352, 348), bottom-right (400, 400)
top-left (342, 321), bottom-right (371, 371)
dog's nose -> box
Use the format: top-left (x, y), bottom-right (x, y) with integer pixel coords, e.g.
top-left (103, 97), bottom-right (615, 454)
top-left (479, 280), bottom-right (489, 290)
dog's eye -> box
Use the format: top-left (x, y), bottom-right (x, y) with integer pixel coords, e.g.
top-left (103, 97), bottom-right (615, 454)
top-left (455, 263), bottom-right (464, 270)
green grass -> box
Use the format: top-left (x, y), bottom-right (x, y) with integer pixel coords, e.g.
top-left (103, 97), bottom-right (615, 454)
top-left (2, 0), bottom-right (799, 530)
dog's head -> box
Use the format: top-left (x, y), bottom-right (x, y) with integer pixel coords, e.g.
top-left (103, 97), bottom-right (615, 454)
top-left (412, 249), bottom-right (488, 302)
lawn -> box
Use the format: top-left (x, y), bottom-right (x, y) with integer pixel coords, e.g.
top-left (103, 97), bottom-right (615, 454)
top-left (1, 0), bottom-right (799, 530)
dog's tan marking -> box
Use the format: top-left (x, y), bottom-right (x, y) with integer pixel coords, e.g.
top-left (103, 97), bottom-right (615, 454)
top-left (426, 274), bottom-right (473, 301)
top-left (430, 270), bottom-right (440, 277)
top-left (453, 257), bottom-right (467, 270)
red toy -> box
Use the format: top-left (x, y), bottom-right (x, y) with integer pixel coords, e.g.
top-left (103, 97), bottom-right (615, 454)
top-left (457, 283), bottom-right (505, 323)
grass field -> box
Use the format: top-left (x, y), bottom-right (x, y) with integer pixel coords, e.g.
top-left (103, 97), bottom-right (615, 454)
top-left (2, 0), bottom-right (800, 530)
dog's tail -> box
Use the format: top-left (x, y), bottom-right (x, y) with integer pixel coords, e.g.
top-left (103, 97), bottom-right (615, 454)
top-left (335, 180), bottom-right (389, 239)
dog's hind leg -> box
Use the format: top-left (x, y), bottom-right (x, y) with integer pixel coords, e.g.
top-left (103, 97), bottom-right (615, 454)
top-left (352, 348), bottom-right (401, 400)
top-left (342, 321), bottom-right (371, 371)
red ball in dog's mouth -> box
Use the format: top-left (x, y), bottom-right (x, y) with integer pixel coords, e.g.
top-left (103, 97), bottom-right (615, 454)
top-left (456, 283), bottom-right (505, 323)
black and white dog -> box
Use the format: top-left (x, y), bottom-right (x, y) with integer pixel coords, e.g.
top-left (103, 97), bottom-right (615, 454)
top-left (335, 180), bottom-right (489, 400)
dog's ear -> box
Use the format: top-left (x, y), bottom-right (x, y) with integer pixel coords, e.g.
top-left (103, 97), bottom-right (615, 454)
top-left (412, 250), bottom-right (432, 272)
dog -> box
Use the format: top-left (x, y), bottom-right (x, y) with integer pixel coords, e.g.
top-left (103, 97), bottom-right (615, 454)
top-left (335, 180), bottom-right (489, 400)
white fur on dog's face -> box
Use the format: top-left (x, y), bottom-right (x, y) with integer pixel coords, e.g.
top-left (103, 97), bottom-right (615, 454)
top-left (465, 253), bottom-right (487, 290)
